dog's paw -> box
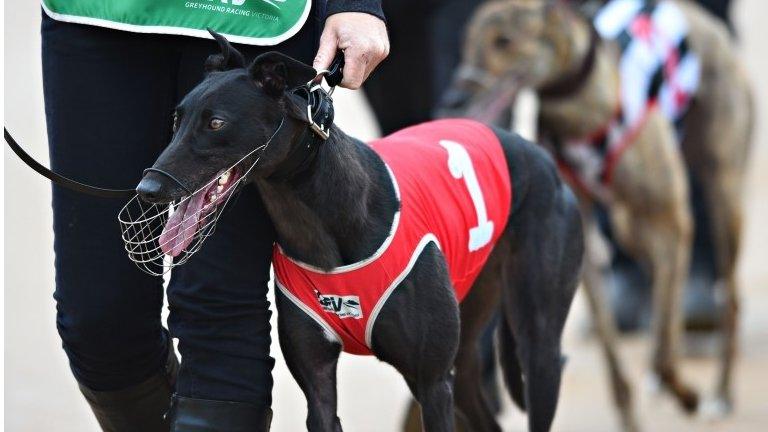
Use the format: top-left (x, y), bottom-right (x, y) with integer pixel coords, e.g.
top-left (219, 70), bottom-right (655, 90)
top-left (701, 396), bottom-right (733, 420)
top-left (642, 372), bottom-right (663, 397)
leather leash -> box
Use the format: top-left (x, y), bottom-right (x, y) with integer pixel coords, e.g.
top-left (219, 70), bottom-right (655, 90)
top-left (4, 127), bottom-right (136, 198)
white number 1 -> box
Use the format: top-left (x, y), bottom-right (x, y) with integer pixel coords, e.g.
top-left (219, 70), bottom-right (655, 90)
top-left (439, 140), bottom-right (494, 251)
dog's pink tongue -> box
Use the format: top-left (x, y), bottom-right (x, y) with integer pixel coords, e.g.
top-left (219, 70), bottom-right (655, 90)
top-left (159, 191), bottom-right (208, 257)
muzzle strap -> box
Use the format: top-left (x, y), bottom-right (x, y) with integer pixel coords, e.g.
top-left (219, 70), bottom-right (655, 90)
top-left (142, 167), bottom-right (194, 195)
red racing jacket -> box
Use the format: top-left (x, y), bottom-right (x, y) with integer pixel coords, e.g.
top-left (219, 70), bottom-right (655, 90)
top-left (273, 119), bottom-right (512, 355)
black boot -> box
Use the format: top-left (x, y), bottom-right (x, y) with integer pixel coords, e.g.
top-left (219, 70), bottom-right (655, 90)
top-left (169, 395), bottom-right (273, 432)
top-left (79, 346), bottom-right (179, 432)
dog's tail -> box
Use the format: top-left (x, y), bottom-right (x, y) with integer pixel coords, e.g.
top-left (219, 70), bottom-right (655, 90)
top-left (498, 311), bottom-right (527, 411)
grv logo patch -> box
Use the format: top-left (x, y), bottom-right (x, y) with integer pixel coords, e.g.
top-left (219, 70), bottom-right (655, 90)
top-left (316, 291), bottom-right (363, 319)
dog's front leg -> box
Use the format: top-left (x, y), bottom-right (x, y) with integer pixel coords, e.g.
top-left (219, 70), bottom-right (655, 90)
top-left (371, 243), bottom-right (460, 432)
top-left (276, 289), bottom-right (343, 432)
top-left (609, 112), bottom-right (698, 413)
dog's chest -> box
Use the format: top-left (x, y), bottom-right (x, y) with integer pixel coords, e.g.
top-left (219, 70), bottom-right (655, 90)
top-left (273, 119), bottom-right (512, 355)
top-left (559, 0), bottom-right (700, 196)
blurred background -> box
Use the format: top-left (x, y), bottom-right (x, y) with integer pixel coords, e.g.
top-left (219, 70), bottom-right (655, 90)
top-left (4, 0), bottom-right (767, 431)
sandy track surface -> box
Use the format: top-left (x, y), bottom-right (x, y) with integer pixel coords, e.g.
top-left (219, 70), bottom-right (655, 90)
top-left (5, 1), bottom-right (767, 430)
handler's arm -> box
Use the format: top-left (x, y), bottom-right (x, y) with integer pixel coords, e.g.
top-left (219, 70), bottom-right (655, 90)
top-left (314, 0), bottom-right (389, 89)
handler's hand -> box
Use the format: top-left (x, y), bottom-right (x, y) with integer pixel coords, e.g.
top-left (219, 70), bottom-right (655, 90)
top-left (313, 12), bottom-right (389, 89)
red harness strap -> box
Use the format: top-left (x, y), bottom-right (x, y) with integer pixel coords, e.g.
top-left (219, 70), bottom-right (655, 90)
top-left (273, 119), bottom-right (512, 355)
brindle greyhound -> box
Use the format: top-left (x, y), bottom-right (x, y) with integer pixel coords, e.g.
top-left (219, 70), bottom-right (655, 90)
top-left (441, 0), bottom-right (753, 425)
top-left (136, 33), bottom-right (583, 431)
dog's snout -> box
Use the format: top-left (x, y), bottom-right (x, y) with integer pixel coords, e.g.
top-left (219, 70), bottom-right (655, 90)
top-left (136, 169), bottom-right (186, 204)
top-left (434, 84), bottom-right (477, 119)
top-left (136, 177), bottom-right (165, 203)
top-left (440, 87), bottom-right (472, 110)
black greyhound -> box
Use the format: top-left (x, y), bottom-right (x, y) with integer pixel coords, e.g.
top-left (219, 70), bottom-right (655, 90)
top-left (136, 33), bottom-right (583, 432)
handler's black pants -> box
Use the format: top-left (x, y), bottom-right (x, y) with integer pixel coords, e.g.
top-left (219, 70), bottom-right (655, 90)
top-left (41, 11), bottom-right (316, 406)
top-left (363, 0), bottom-right (485, 135)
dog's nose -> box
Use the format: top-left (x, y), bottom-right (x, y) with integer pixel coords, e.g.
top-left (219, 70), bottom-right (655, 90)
top-left (434, 86), bottom-right (475, 119)
top-left (136, 177), bottom-right (166, 204)
top-left (439, 87), bottom-right (472, 111)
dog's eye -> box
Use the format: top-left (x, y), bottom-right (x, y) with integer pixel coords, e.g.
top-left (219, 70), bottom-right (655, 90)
top-left (209, 118), bottom-right (225, 130)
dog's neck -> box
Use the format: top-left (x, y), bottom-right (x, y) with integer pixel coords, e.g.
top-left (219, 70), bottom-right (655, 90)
top-left (537, 11), bottom-right (620, 141)
top-left (255, 122), bottom-right (398, 270)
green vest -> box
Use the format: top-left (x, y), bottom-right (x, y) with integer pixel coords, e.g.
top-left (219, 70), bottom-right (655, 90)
top-left (42, 0), bottom-right (312, 46)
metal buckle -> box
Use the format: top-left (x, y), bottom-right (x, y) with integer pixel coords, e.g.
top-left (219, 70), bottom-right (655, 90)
top-left (305, 71), bottom-right (335, 141)
top-left (307, 103), bottom-right (330, 140)
top-left (307, 70), bottom-right (337, 96)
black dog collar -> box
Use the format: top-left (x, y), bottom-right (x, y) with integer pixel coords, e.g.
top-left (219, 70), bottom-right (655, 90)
top-left (294, 83), bottom-right (335, 141)
top-left (268, 54), bottom-right (344, 181)
top-left (267, 126), bottom-right (322, 181)
top-left (538, 25), bottom-right (600, 100)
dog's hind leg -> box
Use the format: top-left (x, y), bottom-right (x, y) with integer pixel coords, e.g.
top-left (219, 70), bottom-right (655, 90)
top-left (676, 85), bottom-right (755, 413)
top-left (452, 251), bottom-right (505, 432)
top-left (500, 175), bottom-right (583, 432)
top-left (276, 289), bottom-right (343, 432)
top-left (699, 170), bottom-right (743, 416)
top-left (579, 205), bottom-right (639, 432)
top-left (371, 243), bottom-right (460, 432)
top-left (681, 71), bottom-right (753, 415)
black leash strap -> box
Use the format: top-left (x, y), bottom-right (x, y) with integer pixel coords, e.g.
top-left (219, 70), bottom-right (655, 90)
top-left (4, 127), bottom-right (136, 198)
top-left (324, 53), bottom-right (345, 88)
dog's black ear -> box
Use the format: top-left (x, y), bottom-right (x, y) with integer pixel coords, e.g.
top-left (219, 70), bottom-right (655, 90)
top-left (204, 28), bottom-right (246, 72)
top-left (249, 52), bottom-right (317, 98)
